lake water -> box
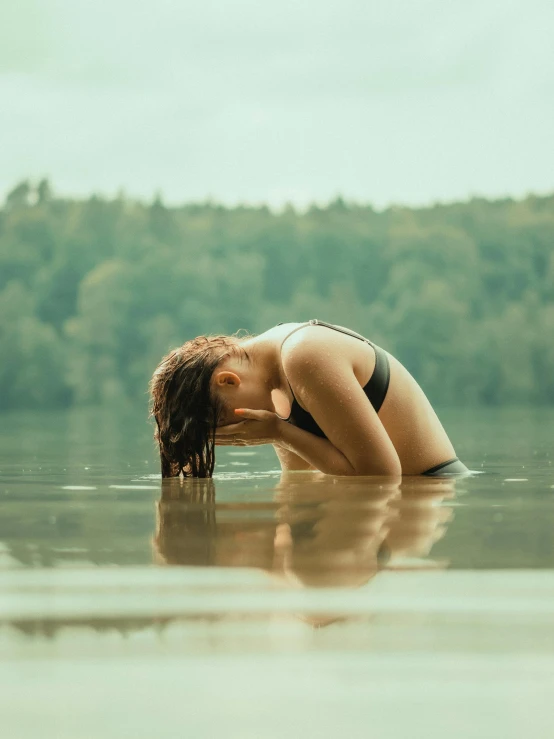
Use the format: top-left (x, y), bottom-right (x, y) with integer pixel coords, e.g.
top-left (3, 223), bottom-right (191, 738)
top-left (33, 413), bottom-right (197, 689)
top-left (1, 406), bottom-right (553, 738)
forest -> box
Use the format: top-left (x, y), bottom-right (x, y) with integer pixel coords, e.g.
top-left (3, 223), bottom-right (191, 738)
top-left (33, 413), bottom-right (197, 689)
top-left (1, 179), bottom-right (553, 410)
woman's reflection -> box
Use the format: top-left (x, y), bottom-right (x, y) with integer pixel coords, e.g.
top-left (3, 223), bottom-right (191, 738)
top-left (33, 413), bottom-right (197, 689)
top-left (153, 472), bottom-right (458, 591)
top-left (153, 477), bottom-right (276, 570)
top-left (271, 475), bottom-right (398, 589)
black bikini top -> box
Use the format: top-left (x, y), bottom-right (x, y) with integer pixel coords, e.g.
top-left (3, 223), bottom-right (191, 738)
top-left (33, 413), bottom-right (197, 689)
top-left (277, 319), bottom-right (390, 439)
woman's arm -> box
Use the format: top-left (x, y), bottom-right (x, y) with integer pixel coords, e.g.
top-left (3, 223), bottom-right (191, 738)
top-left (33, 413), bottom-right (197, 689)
top-left (281, 337), bottom-right (402, 476)
top-left (274, 421), bottom-right (358, 475)
top-left (217, 411), bottom-right (356, 474)
top-left (272, 443), bottom-right (317, 472)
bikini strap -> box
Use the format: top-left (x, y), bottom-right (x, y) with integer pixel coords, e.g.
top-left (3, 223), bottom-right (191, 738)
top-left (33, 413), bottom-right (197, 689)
top-left (308, 319), bottom-right (376, 348)
top-left (277, 321), bottom-right (316, 403)
top-left (277, 318), bottom-right (376, 365)
top-left (276, 319), bottom-right (377, 404)
top-left (277, 319), bottom-right (317, 351)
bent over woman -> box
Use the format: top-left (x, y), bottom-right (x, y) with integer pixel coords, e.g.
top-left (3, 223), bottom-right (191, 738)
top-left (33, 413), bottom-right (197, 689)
top-left (149, 319), bottom-right (469, 478)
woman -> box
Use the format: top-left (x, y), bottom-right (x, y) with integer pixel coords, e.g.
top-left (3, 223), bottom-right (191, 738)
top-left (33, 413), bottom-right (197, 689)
top-left (149, 318), bottom-right (470, 478)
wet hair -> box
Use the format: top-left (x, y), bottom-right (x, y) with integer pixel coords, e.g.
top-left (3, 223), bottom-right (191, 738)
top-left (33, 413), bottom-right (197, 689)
top-left (153, 478), bottom-right (217, 565)
top-left (148, 331), bottom-right (254, 478)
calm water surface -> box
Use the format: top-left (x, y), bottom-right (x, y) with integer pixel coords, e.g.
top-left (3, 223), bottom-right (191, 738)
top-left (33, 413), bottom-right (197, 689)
top-left (1, 406), bottom-right (553, 738)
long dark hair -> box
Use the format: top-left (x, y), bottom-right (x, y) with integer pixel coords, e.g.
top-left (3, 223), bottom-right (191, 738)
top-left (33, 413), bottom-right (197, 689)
top-left (148, 332), bottom-right (252, 478)
top-left (153, 478), bottom-right (217, 565)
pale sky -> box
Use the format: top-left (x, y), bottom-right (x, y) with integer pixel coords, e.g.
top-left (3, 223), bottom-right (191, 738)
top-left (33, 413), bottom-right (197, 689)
top-left (1, 0), bottom-right (553, 208)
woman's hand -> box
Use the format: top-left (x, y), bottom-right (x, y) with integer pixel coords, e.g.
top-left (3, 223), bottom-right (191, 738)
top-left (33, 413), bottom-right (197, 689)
top-left (214, 408), bottom-right (282, 446)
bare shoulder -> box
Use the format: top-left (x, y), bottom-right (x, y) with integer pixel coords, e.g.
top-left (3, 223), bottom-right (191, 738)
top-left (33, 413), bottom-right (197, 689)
top-left (281, 322), bottom-right (353, 359)
top-left (280, 323), bottom-right (375, 389)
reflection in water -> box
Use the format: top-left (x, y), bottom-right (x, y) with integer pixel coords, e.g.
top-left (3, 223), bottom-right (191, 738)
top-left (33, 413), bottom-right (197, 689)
top-left (152, 473), bottom-right (457, 628)
top-left (3, 403), bottom-right (554, 692)
top-left (2, 408), bottom-right (553, 737)
top-left (153, 473), bottom-right (457, 590)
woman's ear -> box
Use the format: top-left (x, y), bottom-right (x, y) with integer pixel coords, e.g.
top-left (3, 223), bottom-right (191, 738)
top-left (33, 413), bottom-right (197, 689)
top-left (213, 370), bottom-right (241, 387)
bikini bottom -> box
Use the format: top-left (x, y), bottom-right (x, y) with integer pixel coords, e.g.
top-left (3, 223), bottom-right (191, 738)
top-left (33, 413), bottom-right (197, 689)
top-left (421, 457), bottom-right (470, 476)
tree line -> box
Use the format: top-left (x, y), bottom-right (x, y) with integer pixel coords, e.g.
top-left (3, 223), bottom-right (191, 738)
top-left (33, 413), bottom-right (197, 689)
top-left (1, 179), bottom-right (553, 410)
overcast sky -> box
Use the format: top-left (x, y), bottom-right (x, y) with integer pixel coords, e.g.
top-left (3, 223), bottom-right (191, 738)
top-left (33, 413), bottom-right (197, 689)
top-left (1, 0), bottom-right (553, 208)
